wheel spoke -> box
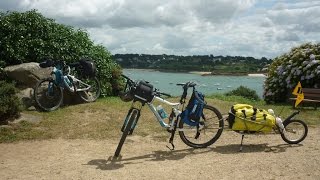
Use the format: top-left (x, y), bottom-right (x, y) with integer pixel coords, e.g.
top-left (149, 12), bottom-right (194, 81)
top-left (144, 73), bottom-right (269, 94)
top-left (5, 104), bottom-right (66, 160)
top-left (34, 79), bottom-right (63, 111)
top-left (281, 120), bottom-right (308, 144)
top-left (178, 105), bottom-right (224, 148)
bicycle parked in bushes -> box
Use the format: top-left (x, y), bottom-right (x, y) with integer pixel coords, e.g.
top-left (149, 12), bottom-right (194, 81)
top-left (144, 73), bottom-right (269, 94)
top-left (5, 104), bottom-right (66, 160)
top-left (34, 58), bottom-right (101, 111)
top-left (114, 75), bottom-right (224, 157)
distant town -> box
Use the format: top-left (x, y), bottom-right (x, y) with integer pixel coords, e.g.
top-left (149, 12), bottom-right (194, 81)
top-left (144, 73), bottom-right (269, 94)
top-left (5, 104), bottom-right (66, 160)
top-left (113, 54), bottom-right (271, 74)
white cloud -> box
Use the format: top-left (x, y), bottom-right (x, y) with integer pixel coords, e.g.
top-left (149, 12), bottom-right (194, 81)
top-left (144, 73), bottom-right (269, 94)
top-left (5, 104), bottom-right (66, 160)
top-left (0, 0), bottom-right (319, 58)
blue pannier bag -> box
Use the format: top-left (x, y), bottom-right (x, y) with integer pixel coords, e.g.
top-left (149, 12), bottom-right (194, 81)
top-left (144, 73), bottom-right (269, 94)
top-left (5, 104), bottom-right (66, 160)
top-left (181, 91), bottom-right (205, 126)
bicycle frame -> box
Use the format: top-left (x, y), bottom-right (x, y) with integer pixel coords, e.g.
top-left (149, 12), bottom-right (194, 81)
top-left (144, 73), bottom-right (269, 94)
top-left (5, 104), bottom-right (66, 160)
top-left (50, 65), bottom-right (91, 93)
top-left (146, 96), bottom-right (181, 128)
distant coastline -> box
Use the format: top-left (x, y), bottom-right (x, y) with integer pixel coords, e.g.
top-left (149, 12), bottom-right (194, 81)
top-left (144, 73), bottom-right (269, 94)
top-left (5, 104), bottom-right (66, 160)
top-left (124, 68), bottom-right (266, 77)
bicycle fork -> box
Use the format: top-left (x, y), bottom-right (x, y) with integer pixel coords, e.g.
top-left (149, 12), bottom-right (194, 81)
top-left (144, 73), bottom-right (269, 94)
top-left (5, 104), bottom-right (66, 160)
top-left (121, 107), bottom-right (141, 135)
top-left (114, 106), bottom-right (142, 157)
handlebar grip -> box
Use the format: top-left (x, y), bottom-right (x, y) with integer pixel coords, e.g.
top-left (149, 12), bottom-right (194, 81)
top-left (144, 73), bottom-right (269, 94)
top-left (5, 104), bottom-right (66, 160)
top-left (177, 82), bottom-right (196, 88)
top-left (160, 92), bottom-right (171, 97)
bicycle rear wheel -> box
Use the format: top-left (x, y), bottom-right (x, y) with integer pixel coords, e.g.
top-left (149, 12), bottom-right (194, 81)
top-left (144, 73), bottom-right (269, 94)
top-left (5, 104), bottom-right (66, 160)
top-left (179, 105), bottom-right (224, 148)
top-left (34, 79), bottom-right (63, 111)
top-left (76, 76), bottom-right (100, 102)
top-left (281, 119), bottom-right (308, 144)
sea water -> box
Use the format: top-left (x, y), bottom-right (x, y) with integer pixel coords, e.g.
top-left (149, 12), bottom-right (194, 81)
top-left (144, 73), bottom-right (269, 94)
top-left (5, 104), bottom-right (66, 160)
top-left (123, 69), bottom-right (265, 97)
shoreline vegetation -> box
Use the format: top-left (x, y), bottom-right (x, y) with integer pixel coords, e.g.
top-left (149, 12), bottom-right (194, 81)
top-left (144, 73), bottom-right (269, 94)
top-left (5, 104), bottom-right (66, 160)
top-left (124, 68), bottom-right (267, 77)
top-left (114, 54), bottom-right (270, 76)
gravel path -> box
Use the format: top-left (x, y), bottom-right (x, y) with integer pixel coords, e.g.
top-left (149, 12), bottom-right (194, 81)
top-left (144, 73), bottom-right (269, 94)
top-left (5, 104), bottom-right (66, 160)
top-left (0, 128), bottom-right (319, 179)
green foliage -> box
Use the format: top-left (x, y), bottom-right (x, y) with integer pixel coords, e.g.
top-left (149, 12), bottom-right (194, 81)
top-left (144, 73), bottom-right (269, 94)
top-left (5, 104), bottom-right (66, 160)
top-left (0, 81), bottom-right (22, 121)
top-left (264, 43), bottom-right (320, 103)
top-left (225, 86), bottom-right (260, 101)
top-left (0, 10), bottom-right (121, 96)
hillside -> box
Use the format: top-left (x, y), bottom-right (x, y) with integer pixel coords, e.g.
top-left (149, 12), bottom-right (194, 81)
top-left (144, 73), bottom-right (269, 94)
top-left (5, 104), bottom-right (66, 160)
top-left (113, 54), bottom-right (271, 73)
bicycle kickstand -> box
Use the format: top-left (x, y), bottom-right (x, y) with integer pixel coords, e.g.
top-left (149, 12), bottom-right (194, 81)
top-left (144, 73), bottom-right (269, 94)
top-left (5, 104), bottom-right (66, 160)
top-left (166, 126), bottom-right (176, 151)
top-left (166, 140), bottom-right (175, 151)
top-left (239, 134), bottom-right (245, 152)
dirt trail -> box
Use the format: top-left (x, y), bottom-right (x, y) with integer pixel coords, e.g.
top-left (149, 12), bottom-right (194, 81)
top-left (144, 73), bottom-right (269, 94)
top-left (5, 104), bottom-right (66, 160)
top-left (0, 128), bottom-right (319, 180)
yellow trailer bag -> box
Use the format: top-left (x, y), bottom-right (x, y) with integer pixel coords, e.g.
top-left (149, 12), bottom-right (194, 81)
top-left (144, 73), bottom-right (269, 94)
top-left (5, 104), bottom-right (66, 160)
top-left (227, 104), bottom-right (276, 132)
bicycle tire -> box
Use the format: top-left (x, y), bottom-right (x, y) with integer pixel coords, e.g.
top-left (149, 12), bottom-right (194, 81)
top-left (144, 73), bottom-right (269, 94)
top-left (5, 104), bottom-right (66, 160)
top-left (281, 119), bottom-right (308, 144)
top-left (114, 110), bottom-right (138, 157)
top-left (178, 105), bottom-right (224, 148)
top-left (76, 76), bottom-right (101, 102)
top-left (34, 79), bottom-right (63, 111)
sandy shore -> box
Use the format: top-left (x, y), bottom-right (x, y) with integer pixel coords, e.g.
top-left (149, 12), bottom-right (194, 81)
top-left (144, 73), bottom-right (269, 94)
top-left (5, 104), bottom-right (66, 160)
top-left (189, 71), bottom-right (212, 75)
top-left (248, 74), bottom-right (267, 77)
top-left (125, 69), bottom-right (267, 77)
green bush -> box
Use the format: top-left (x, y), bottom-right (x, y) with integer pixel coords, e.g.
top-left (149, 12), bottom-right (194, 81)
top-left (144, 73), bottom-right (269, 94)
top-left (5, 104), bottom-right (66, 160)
top-left (264, 43), bottom-right (320, 103)
top-left (0, 10), bottom-right (122, 96)
top-left (0, 81), bottom-right (22, 122)
top-left (225, 86), bottom-right (260, 101)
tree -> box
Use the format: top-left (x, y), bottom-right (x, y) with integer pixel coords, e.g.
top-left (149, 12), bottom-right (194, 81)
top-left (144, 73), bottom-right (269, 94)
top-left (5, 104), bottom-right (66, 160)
top-left (0, 10), bottom-right (121, 96)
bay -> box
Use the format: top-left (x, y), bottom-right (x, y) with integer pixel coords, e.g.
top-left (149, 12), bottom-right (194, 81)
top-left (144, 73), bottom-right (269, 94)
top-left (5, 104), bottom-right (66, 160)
top-left (123, 69), bottom-right (266, 97)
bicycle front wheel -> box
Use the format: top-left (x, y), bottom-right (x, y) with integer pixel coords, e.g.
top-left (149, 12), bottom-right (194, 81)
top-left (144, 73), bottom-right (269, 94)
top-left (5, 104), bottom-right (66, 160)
top-left (178, 105), bottom-right (224, 148)
top-left (114, 109), bottom-right (139, 157)
top-left (76, 76), bottom-right (101, 102)
top-left (34, 79), bottom-right (63, 111)
top-left (281, 119), bottom-right (308, 144)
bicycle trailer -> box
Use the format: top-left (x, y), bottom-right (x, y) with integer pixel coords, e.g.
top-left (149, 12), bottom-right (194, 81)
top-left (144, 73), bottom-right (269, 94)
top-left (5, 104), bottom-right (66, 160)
top-left (227, 104), bottom-right (276, 132)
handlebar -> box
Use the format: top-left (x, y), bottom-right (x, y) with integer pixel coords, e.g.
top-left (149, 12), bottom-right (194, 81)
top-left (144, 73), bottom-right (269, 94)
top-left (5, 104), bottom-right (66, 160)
top-left (177, 81), bottom-right (197, 104)
top-left (39, 59), bottom-right (70, 68)
top-left (176, 82), bottom-right (197, 88)
top-left (120, 75), bottom-right (204, 104)
top-left (154, 90), bottom-right (172, 98)
top-left (39, 58), bottom-right (82, 69)
top-left (121, 74), bottom-right (134, 84)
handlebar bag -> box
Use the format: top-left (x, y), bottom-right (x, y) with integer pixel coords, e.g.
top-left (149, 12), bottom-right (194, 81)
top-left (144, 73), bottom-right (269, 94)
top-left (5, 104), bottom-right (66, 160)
top-left (181, 91), bottom-right (205, 126)
top-left (133, 80), bottom-right (154, 103)
top-left (227, 104), bottom-right (275, 132)
top-left (79, 59), bottom-right (96, 78)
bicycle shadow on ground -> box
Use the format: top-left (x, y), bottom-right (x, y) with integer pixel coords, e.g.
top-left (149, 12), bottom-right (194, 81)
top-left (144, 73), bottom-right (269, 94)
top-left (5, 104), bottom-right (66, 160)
top-left (214, 143), bottom-right (303, 154)
top-left (85, 147), bottom-right (214, 171)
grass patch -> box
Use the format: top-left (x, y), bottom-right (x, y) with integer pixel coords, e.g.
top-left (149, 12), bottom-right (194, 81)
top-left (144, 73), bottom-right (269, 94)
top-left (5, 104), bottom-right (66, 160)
top-left (1, 96), bottom-right (319, 143)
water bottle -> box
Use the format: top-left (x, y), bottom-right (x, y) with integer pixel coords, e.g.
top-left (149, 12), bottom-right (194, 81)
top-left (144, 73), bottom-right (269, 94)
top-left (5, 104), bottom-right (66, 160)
top-left (268, 109), bottom-right (275, 117)
top-left (156, 105), bottom-right (168, 119)
top-left (276, 117), bottom-right (285, 132)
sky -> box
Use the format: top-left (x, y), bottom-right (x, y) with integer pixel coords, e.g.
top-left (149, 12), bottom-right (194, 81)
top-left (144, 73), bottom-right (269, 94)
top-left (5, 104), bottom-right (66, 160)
top-left (0, 0), bottom-right (319, 59)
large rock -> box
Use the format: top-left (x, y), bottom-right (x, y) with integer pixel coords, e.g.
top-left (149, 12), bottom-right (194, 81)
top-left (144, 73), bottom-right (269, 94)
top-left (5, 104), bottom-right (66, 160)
top-left (4, 62), bottom-right (51, 88)
top-left (16, 88), bottom-right (35, 110)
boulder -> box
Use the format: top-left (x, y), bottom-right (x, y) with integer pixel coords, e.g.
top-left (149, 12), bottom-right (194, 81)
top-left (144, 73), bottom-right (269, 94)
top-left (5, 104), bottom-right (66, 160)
top-left (4, 62), bottom-right (51, 88)
top-left (16, 88), bottom-right (35, 109)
